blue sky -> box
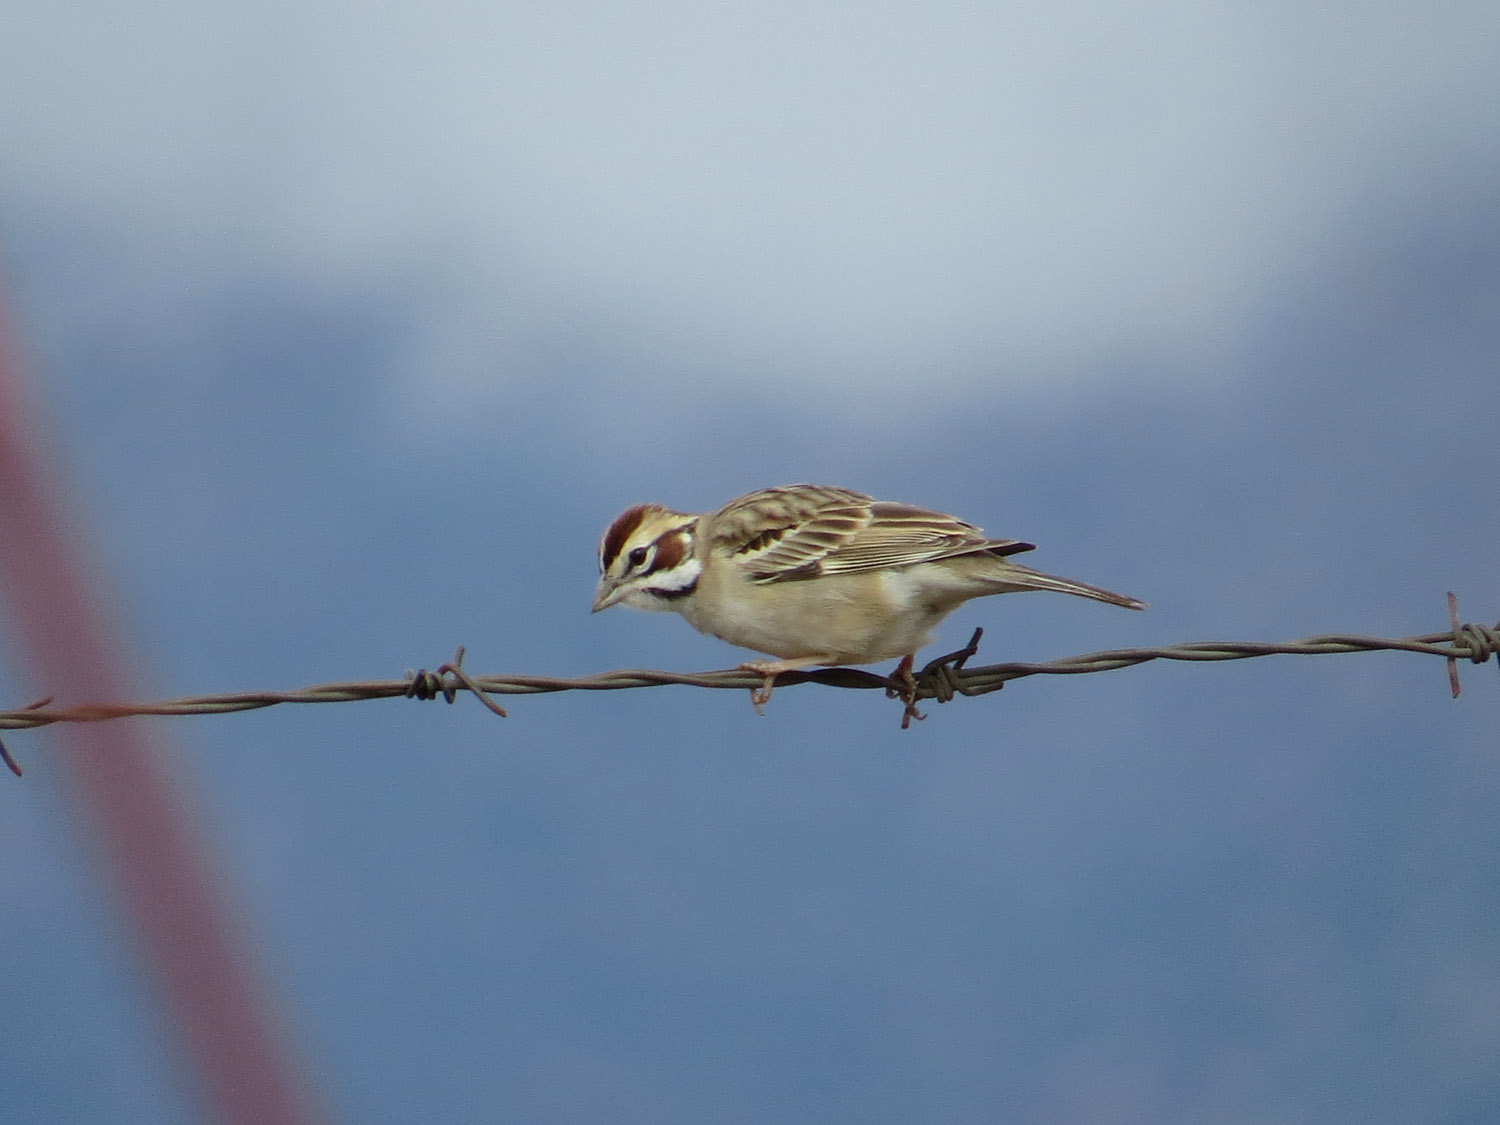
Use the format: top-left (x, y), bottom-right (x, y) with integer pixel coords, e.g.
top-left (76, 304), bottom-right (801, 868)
top-left (3, 4), bottom-right (1499, 1122)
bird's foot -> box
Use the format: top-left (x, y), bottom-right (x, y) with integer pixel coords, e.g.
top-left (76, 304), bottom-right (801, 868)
top-left (886, 629), bottom-right (990, 729)
top-left (886, 654), bottom-right (927, 728)
top-left (737, 658), bottom-right (819, 715)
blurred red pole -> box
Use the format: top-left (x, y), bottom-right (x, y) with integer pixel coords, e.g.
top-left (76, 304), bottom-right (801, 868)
top-left (0, 282), bottom-right (326, 1123)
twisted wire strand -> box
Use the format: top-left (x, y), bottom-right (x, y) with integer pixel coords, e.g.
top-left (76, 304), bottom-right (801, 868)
top-left (1, 604), bottom-right (1495, 776)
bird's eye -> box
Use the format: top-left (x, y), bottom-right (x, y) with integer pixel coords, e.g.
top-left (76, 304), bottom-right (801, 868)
top-left (627, 546), bottom-right (649, 570)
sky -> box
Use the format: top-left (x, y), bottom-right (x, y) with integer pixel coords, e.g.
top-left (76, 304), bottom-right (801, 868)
top-left (2, 3), bottom-right (1499, 1122)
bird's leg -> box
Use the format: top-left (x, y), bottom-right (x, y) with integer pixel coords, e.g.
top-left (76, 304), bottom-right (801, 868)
top-left (888, 653), bottom-right (927, 728)
top-left (737, 656), bottom-right (829, 715)
top-left (749, 669), bottom-right (775, 714)
top-left (890, 628), bottom-right (987, 727)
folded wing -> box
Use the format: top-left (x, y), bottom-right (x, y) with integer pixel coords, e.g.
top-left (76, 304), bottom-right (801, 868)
top-left (709, 485), bottom-right (1034, 583)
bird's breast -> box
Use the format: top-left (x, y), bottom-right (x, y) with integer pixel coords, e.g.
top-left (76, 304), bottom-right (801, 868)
top-left (682, 566), bottom-right (947, 663)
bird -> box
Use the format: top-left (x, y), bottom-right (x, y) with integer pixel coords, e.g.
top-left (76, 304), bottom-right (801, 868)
top-left (592, 484), bottom-right (1145, 708)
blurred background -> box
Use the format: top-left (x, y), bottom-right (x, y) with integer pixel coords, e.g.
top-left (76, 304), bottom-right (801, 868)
top-left (2, 3), bottom-right (1498, 1121)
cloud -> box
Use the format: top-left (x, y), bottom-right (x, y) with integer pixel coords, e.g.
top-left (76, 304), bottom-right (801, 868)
top-left (4, 3), bottom-right (1498, 397)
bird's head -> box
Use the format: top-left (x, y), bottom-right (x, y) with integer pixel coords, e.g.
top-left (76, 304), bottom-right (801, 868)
top-left (592, 503), bottom-right (702, 613)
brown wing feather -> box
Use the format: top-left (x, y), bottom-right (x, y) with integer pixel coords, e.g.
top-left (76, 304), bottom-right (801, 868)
top-left (818, 500), bottom-right (1034, 575)
top-left (709, 485), bottom-right (872, 580)
top-left (709, 486), bottom-right (1034, 583)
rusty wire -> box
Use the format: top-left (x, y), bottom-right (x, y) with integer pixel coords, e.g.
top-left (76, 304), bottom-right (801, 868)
top-left (1, 596), bottom-right (1495, 777)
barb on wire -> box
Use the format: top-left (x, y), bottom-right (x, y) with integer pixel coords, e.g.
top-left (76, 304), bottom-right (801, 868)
top-left (1, 594), bottom-right (1495, 777)
top-left (404, 647), bottom-right (508, 717)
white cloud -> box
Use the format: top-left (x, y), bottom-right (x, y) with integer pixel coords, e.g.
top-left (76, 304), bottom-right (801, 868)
top-left (3, 2), bottom-right (1497, 396)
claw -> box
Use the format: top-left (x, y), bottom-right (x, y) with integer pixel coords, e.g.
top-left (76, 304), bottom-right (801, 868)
top-left (749, 672), bottom-right (776, 715)
top-left (736, 655), bottom-right (835, 715)
top-left (886, 654), bottom-right (927, 728)
top-left (738, 660), bottom-right (792, 715)
top-left (886, 629), bottom-right (989, 728)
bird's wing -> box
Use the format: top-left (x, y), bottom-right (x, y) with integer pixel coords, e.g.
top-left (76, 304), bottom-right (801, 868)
top-left (709, 485), bottom-right (1033, 583)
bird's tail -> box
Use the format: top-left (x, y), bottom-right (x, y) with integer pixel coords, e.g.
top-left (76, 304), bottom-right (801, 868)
top-left (991, 562), bottom-right (1147, 610)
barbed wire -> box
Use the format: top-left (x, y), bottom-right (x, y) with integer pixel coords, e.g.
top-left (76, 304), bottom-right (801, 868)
top-left (2, 595), bottom-right (1495, 777)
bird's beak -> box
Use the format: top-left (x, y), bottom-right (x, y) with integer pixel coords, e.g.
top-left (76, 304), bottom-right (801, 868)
top-left (591, 578), bottom-right (622, 613)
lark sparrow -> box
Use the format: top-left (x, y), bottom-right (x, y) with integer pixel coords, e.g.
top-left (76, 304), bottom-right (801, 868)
top-left (593, 484), bottom-right (1145, 705)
